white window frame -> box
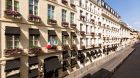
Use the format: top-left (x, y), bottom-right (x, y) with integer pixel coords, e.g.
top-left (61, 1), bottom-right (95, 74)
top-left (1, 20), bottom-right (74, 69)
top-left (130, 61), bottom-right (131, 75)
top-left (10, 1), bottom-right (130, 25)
top-left (29, 35), bottom-right (39, 47)
top-left (62, 9), bottom-right (67, 22)
top-left (48, 4), bottom-right (54, 19)
top-left (29, 0), bottom-right (39, 15)
top-left (70, 12), bottom-right (74, 24)
top-left (6, 0), bottom-right (19, 11)
top-left (6, 35), bottom-right (20, 49)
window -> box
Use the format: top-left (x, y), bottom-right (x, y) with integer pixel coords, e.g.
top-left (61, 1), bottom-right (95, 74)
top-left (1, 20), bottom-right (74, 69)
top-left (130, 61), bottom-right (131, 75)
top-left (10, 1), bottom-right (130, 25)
top-left (70, 12), bottom-right (74, 24)
top-left (90, 3), bottom-right (92, 11)
top-left (29, 35), bottom-right (39, 47)
top-left (80, 24), bottom-right (83, 31)
top-left (80, 38), bottom-right (83, 46)
top-left (6, 0), bottom-right (19, 11)
top-left (62, 36), bottom-right (67, 45)
top-left (90, 26), bottom-right (92, 33)
top-left (86, 13), bottom-right (88, 21)
top-left (62, 9), bottom-right (67, 22)
top-left (86, 38), bottom-right (88, 47)
top-left (48, 4), bottom-right (54, 19)
top-left (90, 15), bottom-right (92, 20)
top-left (6, 35), bottom-right (19, 49)
top-left (85, 0), bottom-right (88, 9)
top-left (71, 36), bottom-right (76, 45)
top-left (29, 0), bottom-right (38, 15)
top-left (48, 36), bottom-right (58, 46)
top-left (79, 0), bottom-right (82, 7)
top-left (86, 25), bottom-right (88, 34)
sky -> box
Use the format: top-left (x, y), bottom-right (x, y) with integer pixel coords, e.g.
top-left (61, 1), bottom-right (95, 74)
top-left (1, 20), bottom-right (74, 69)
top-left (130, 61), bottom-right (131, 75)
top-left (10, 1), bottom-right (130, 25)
top-left (106, 0), bottom-right (140, 30)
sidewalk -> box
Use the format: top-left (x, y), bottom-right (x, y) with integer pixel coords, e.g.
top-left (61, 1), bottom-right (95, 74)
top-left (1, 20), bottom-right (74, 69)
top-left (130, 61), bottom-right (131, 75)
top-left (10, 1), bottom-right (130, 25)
top-left (65, 44), bottom-right (135, 78)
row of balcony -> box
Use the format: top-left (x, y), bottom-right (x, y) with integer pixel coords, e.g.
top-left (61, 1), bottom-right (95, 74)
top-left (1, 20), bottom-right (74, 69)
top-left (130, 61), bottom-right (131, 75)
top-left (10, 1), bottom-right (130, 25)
top-left (80, 31), bottom-right (102, 37)
top-left (4, 9), bottom-right (77, 28)
top-left (4, 43), bottom-right (105, 57)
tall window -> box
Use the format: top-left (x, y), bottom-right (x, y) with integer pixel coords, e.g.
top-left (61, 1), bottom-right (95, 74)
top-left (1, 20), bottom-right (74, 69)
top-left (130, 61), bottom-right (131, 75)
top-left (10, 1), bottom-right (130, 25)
top-left (70, 12), bottom-right (74, 24)
top-left (86, 25), bottom-right (88, 34)
top-left (90, 26), bottom-right (92, 33)
top-left (6, 35), bottom-right (20, 49)
top-left (29, 0), bottom-right (38, 15)
top-left (90, 3), bottom-right (92, 11)
top-left (48, 4), bottom-right (54, 19)
top-left (86, 38), bottom-right (88, 47)
top-left (62, 9), bottom-right (67, 22)
top-left (86, 13), bottom-right (88, 21)
top-left (80, 24), bottom-right (83, 31)
top-left (29, 36), bottom-right (38, 47)
top-left (85, 0), bottom-right (88, 9)
top-left (80, 10), bottom-right (83, 16)
top-left (62, 36), bottom-right (67, 45)
top-left (6, 0), bottom-right (19, 11)
top-left (80, 38), bottom-right (83, 46)
top-left (79, 0), bottom-right (82, 7)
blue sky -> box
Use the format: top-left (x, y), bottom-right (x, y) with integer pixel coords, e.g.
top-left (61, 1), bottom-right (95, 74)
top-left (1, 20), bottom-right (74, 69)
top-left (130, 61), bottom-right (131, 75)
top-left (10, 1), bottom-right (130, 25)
top-left (106, 0), bottom-right (140, 30)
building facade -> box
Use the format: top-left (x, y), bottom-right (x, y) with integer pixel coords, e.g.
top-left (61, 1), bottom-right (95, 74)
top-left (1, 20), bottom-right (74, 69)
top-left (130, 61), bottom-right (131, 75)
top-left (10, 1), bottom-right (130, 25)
top-left (0, 0), bottom-right (138, 78)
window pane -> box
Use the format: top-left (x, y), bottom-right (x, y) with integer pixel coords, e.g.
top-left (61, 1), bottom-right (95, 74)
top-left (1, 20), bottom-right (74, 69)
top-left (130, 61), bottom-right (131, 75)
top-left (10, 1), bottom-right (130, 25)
top-left (34, 36), bottom-right (38, 46)
top-left (14, 41), bottom-right (19, 48)
top-left (48, 5), bottom-right (54, 19)
top-left (14, 36), bottom-right (20, 48)
top-left (29, 5), bottom-right (33, 15)
top-left (14, 1), bottom-right (19, 11)
top-left (29, 0), bottom-right (33, 5)
top-left (62, 36), bottom-right (66, 45)
top-left (48, 36), bottom-right (58, 46)
top-left (6, 0), bottom-right (12, 10)
top-left (62, 9), bottom-right (66, 22)
top-left (34, 6), bottom-right (38, 15)
top-left (70, 13), bottom-right (74, 23)
top-left (29, 36), bottom-right (33, 47)
top-left (6, 36), bottom-right (13, 49)
top-left (34, 0), bottom-right (38, 5)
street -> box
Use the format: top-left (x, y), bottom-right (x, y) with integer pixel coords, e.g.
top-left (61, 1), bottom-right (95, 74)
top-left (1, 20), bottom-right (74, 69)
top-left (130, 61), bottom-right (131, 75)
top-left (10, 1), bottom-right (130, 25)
top-left (111, 42), bottom-right (140, 78)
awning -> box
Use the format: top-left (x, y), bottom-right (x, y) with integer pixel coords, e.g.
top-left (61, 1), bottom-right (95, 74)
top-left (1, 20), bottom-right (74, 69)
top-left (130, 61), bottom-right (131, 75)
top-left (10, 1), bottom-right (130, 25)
top-left (48, 30), bottom-right (57, 36)
top-left (29, 69), bottom-right (38, 78)
top-left (5, 59), bottom-right (20, 72)
top-left (5, 26), bottom-right (20, 35)
top-left (29, 28), bottom-right (40, 36)
top-left (29, 56), bottom-right (38, 66)
top-left (63, 61), bottom-right (70, 67)
top-left (63, 51), bottom-right (70, 59)
top-left (71, 32), bottom-right (77, 37)
top-left (7, 74), bottom-right (20, 78)
top-left (44, 57), bottom-right (62, 72)
top-left (62, 31), bottom-right (69, 36)
top-left (99, 49), bottom-right (102, 53)
top-left (71, 50), bottom-right (77, 57)
top-left (103, 49), bottom-right (106, 52)
top-left (95, 50), bottom-right (98, 54)
top-left (86, 52), bottom-right (91, 57)
top-left (71, 58), bottom-right (77, 65)
top-left (91, 51), bottom-right (96, 56)
top-left (79, 53), bottom-right (85, 59)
